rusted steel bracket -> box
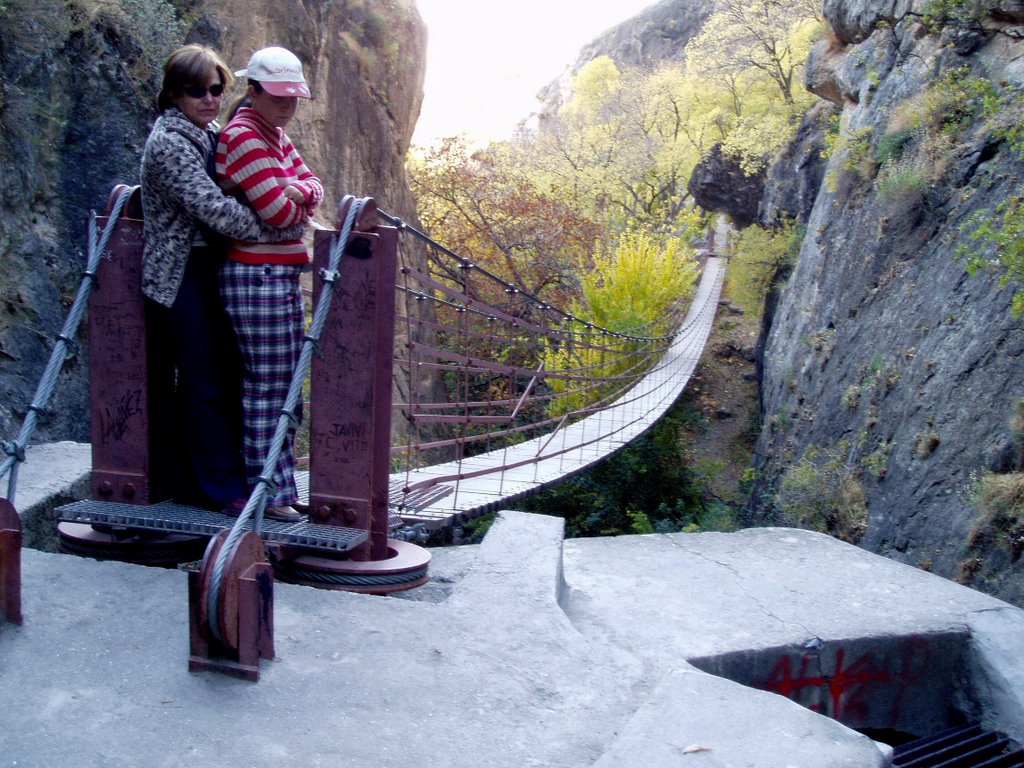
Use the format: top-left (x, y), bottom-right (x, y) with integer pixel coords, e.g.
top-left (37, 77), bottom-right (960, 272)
top-left (188, 529), bottom-right (274, 682)
top-left (275, 196), bottom-right (431, 593)
top-left (0, 498), bottom-right (23, 626)
top-left (90, 185), bottom-right (154, 505)
top-left (309, 197), bottom-right (395, 561)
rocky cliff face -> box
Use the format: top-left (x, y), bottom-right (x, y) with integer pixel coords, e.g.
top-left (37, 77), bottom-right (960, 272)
top-left (752, 0), bottom-right (1024, 603)
top-left (194, 0), bottom-right (425, 218)
top-left (535, 0), bottom-right (714, 121)
top-left (0, 0), bottom-right (425, 443)
top-left (550, 0), bottom-right (1024, 605)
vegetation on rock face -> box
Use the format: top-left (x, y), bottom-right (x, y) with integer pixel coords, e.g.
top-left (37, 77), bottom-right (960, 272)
top-left (955, 79), bottom-right (1024, 318)
top-left (967, 472), bottom-right (1024, 560)
top-left (774, 441), bottom-right (868, 543)
top-left (820, 42), bottom-right (1024, 318)
top-left (725, 218), bottom-right (803, 317)
top-left (961, 401), bottom-right (1024, 583)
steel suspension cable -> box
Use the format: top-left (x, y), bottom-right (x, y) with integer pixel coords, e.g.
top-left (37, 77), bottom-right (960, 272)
top-left (376, 208), bottom-right (677, 345)
top-left (378, 206), bottom-right (715, 516)
top-left (0, 187), bottom-right (132, 505)
top-left (207, 197), bottom-right (369, 642)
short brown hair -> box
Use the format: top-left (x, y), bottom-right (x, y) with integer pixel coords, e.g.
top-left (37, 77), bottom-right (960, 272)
top-left (156, 44), bottom-right (234, 113)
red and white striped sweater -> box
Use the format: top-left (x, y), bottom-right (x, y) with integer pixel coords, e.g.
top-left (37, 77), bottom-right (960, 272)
top-left (215, 106), bottom-right (324, 265)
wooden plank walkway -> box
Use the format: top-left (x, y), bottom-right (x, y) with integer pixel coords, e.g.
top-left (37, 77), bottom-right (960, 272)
top-left (388, 257), bottom-right (727, 529)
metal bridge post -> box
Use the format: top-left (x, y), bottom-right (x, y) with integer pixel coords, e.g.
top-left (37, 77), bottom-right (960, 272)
top-left (276, 198), bottom-right (429, 593)
top-left (57, 186), bottom-right (206, 564)
top-left (0, 498), bottom-right (23, 625)
top-left (88, 186), bottom-right (153, 505)
top-left (308, 205), bottom-right (394, 560)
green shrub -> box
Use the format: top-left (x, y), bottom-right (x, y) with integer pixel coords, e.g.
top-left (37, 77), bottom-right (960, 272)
top-left (119, 0), bottom-right (184, 64)
top-left (774, 441), bottom-right (868, 543)
top-left (521, 401), bottom-right (732, 537)
top-left (841, 125), bottom-right (877, 176)
top-left (841, 385), bottom-right (861, 410)
top-left (824, 123), bottom-right (877, 194)
top-left (1011, 399), bottom-right (1024, 458)
top-left (913, 431), bottom-right (941, 458)
top-left (919, 0), bottom-right (984, 35)
top-left (875, 127), bottom-right (915, 166)
top-left (876, 156), bottom-right (928, 203)
top-left (461, 511), bottom-right (497, 544)
top-left (861, 441), bottom-right (891, 479)
top-left (967, 472), bottom-right (1024, 561)
top-left (960, 194), bottom-right (1024, 317)
top-left (726, 218), bottom-right (803, 317)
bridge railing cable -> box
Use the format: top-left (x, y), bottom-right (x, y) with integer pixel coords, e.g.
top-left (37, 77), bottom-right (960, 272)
top-left (377, 209), bottom-right (712, 518)
top-left (207, 197), bottom-right (370, 642)
top-left (0, 187), bottom-right (132, 506)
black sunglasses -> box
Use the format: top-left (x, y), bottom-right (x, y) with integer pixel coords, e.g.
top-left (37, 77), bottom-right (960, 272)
top-left (182, 83), bottom-right (225, 99)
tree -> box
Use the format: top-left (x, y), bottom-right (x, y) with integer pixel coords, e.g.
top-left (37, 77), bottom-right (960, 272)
top-left (685, 0), bottom-right (820, 171)
top-left (687, 0), bottom-right (821, 106)
top-left (410, 136), bottom-right (602, 310)
top-left (543, 225), bottom-right (703, 416)
top-left (580, 226), bottom-right (702, 336)
top-left (529, 57), bottom-right (712, 229)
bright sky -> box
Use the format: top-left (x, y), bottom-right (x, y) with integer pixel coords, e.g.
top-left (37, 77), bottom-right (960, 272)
top-left (413, 0), bottom-right (658, 147)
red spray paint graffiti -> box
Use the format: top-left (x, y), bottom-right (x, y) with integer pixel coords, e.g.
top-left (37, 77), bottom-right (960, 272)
top-left (760, 648), bottom-right (894, 722)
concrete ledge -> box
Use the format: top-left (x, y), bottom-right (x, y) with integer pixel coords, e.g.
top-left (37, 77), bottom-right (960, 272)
top-left (967, 607), bottom-right (1024, 747)
top-left (446, 509), bottom-right (576, 633)
top-left (6, 441), bottom-right (91, 551)
top-left (590, 664), bottom-right (889, 768)
top-left (5, 467), bottom-right (1024, 767)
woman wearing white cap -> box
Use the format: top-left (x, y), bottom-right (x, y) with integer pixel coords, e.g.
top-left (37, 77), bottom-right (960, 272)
top-left (215, 46), bottom-right (323, 522)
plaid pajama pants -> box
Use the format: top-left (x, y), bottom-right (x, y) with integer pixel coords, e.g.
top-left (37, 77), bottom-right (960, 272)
top-left (219, 261), bottom-right (304, 506)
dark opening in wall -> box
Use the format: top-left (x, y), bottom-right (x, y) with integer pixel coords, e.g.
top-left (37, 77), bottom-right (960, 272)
top-left (687, 631), bottom-right (973, 744)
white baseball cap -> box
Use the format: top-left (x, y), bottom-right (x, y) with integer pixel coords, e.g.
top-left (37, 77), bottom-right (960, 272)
top-left (235, 46), bottom-right (311, 99)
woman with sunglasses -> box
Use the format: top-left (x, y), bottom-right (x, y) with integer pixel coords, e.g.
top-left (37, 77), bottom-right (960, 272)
top-left (139, 44), bottom-right (307, 514)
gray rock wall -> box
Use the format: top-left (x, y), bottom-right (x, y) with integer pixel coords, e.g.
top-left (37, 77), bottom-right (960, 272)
top-left (0, 0), bottom-right (426, 443)
top-left (753, 0), bottom-right (1024, 604)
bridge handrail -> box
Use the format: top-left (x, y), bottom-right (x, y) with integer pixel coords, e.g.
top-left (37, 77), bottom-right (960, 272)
top-left (378, 208), bottom-right (684, 344)
top-left (393, 259), bottom-right (726, 504)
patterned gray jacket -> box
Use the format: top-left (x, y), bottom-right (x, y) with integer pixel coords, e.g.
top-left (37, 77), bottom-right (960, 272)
top-left (140, 107), bottom-right (306, 307)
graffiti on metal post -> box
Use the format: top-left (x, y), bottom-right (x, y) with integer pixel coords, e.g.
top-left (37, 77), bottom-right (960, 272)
top-left (98, 389), bottom-right (144, 443)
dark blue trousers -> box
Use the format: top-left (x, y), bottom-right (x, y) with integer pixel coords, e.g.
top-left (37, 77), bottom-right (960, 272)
top-left (146, 247), bottom-right (247, 508)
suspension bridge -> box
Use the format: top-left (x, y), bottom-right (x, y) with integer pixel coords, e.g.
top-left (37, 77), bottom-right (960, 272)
top-left (0, 187), bottom-right (725, 679)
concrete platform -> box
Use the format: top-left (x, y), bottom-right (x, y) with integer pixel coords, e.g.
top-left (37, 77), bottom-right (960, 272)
top-left (3, 446), bottom-right (1024, 767)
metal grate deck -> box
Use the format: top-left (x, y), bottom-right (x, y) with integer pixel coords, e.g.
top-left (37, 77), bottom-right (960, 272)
top-left (297, 471), bottom-right (430, 530)
top-left (893, 723), bottom-right (1024, 767)
top-left (55, 499), bottom-right (367, 554)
